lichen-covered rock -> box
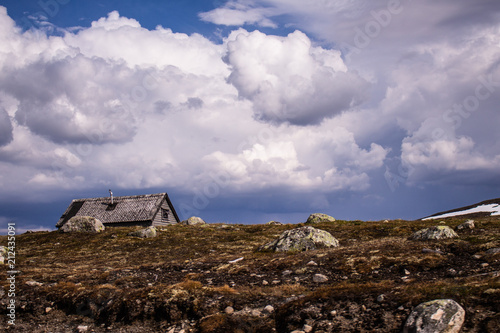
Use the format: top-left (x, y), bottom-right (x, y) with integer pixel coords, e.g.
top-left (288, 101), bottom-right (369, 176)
top-left (403, 299), bottom-right (465, 333)
top-left (128, 226), bottom-right (157, 238)
top-left (410, 226), bottom-right (458, 241)
top-left (181, 216), bottom-right (206, 225)
top-left (60, 216), bottom-right (105, 233)
top-left (258, 226), bottom-right (339, 252)
top-left (455, 220), bottom-right (475, 231)
top-left (0, 246), bottom-right (7, 265)
top-left (306, 213), bottom-right (336, 224)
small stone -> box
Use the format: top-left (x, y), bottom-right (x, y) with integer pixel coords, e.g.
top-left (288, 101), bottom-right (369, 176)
top-left (262, 280), bottom-right (269, 285)
top-left (127, 226), bottom-right (157, 238)
top-left (306, 260), bottom-right (318, 266)
top-left (263, 305), bottom-right (274, 314)
top-left (481, 263), bottom-right (489, 268)
top-left (224, 306), bottom-right (234, 315)
top-left (181, 216), bottom-right (206, 225)
top-left (77, 325), bottom-right (88, 333)
top-left (272, 280), bottom-right (281, 284)
top-left (455, 219), bottom-right (475, 231)
top-left (290, 331), bottom-right (305, 333)
top-left (303, 324), bottom-right (313, 332)
top-left (330, 310), bottom-right (337, 316)
top-left (25, 280), bottom-right (43, 287)
top-left (313, 274), bottom-right (328, 283)
top-left (404, 269), bottom-right (411, 275)
top-left (45, 307), bottom-right (52, 313)
top-left (376, 294), bottom-right (385, 303)
top-left (282, 270), bottom-right (293, 276)
top-left (447, 268), bottom-right (458, 277)
top-left (398, 306), bottom-right (405, 311)
top-left (251, 309), bottom-right (261, 317)
top-left (361, 305), bottom-right (367, 311)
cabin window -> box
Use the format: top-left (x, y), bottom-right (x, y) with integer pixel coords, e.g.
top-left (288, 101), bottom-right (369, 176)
top-left (161, 209), bottom-right (169, 219)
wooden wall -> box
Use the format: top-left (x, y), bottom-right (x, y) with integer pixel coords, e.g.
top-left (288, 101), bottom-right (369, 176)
top-left (152, 199), bottom-right (178, 226)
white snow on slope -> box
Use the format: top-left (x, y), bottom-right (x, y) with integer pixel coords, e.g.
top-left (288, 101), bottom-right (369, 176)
top-left (423, 204), bottom-right (500, 220)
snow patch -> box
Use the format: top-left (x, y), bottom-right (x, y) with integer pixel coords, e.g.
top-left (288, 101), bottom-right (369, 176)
top-left (423, 204), bottom-right (500, 220)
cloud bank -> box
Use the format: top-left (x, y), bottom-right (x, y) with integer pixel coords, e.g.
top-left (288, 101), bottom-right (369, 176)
top-left (0, 6), bottom-right (387, 208)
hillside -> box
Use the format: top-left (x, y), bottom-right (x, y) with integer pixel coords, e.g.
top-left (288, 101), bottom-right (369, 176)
top-left (423, 198), bottom-right (500, 220)
top-left (1, 217), bottom-right (499, 332)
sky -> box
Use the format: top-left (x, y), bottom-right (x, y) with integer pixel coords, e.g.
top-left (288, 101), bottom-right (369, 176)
top-left (0, 0), bottom-right (499, 233)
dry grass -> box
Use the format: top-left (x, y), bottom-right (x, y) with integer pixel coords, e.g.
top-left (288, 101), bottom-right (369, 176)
top-left (0, 217), bottom-right (498, 332)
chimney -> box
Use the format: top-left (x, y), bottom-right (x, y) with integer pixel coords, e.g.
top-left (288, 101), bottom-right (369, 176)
top-left (109, 189), bottom-right (113, 205)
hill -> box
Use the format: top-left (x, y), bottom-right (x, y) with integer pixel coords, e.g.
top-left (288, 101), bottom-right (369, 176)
top-left (0, 217), bottom-right (499, 332)
top-left (423, 198), bottom-right (500, 220)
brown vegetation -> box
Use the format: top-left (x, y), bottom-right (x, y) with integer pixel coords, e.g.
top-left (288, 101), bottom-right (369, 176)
top-left (0, 218), bottom-right (498, 332)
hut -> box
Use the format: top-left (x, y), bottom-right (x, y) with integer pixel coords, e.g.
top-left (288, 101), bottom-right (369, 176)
top-left (56, 192), bottom-right (180, 229)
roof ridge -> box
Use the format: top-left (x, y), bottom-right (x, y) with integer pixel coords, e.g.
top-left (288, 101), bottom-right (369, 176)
top-left (72, 193), bottom-right (167, 202)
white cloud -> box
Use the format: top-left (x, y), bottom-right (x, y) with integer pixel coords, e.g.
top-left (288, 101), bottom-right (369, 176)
top-left (199, 1), bottom-right (278, 27)
top-left (224, 29), bottom-right (369, 125)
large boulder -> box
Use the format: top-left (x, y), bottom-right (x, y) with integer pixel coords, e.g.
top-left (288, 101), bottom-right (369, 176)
top-left (258, 226), bottom-right (339, 252)
top-left (410, 226), bottom-right (458, 241)
top-left (181, 216), bottom-right (206, 226)
top-left (60, 216), bottom-right (105, 233)
top-left (403, 299), bottom-right (465, 333)
top-left (128, 226), bottom-right (157, 238)
top-left (306, 213), bottom-right (336, 224)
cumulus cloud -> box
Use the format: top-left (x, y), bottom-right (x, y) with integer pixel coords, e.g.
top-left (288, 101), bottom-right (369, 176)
top-left (224, 29), bottom-right (369, 125)
top-left (0, 107), bottom-right (13, 146)
top-left (199, 1), bottom-right (277, 27)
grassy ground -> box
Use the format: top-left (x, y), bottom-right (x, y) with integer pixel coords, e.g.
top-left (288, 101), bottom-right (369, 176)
top-left (0, 217), bottom-right (499, 332)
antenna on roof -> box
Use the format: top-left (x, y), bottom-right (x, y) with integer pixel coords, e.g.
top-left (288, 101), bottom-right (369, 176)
top-left (109, 189), bottom-right (113, 205)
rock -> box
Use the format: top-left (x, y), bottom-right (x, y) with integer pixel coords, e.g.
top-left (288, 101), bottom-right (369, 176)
top-left (377, 294), bottom-right (385, 303)
top-left (25, 280), bottom-right (43, 287)
top-left (422, 248), bottom-right (445, 255)
top-left (181, 216), bottom-right (206, 226)
top-left (313, 274), bottom-right (329, 283)
top-left (127, 226), bottom-right (157, 238)
top-left (306, 260), bottom-right (318, 266)
top-left (409, 226), bottom-right (458, 241)
top-left (60, 216), bottom-right (105, 233)
top-left (403, 299), bottom-right (465, 333)
top-left (258, 226), bottom-right (339, 252)
top-left (0, 246), bottom-right (7, 265)
top-left (263, 305), bottom-right (274, 314)
top-left (251, 309), bottom-right (261, 317)
top-left (45, 307), bottom-right (52, 313)
top-left (224, 306), bottom-right (234, 314)
top-left (485, 247), bottom-right (500, 254)
top-left (262, 280), bottom-right (269, 285)
top-left (77, 325), bottom-right (88, 332)
top-left (266, 220), bottom-right (283, 225)
top-left (303, 324), bottom-right (313, 332)
top-left (306, 213), bottom-right (336, 224)
top-left (455, 220), bottom-right (475, 231)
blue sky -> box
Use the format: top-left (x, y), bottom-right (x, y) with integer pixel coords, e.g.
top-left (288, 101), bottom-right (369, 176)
top-left (0, 0), bottom-right (499, 233)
